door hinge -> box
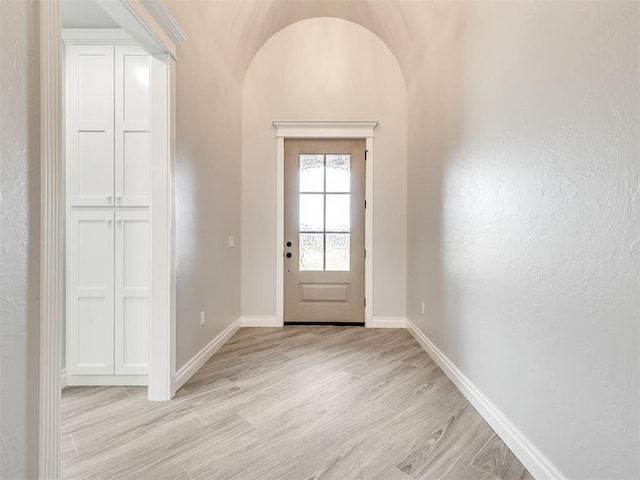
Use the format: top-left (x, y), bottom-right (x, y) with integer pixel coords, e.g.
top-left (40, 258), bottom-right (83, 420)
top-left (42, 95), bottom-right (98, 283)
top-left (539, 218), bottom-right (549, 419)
top-left (364, 298), bottom-right (366, 307)
top-left (364, 200), bottom-right (367, 209)
top-left (365, 149), bottom-right (368, 161)
top-left (364, 249), bottom-right (366, 258)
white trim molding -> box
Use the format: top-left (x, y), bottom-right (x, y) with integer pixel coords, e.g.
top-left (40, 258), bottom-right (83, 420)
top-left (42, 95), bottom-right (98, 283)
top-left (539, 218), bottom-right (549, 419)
top-left (406, 320), bottom-right (565, 480)
top-left (66, 375), bottom-right (148, 387)
top-left (148, 54), bottom-right (176, 402)
top-left (174, 318), bottom-right (241, 391)
top-left (367, 317), bottom-right (407, 329)
top-left (239, 316), bottom-right (283, 327)
top-left (273, 120), bottom-right (378, 139)
top-left (140, 0), bottom-right (187, 45)
top-left (39, 1), bottom-right (63, 477)
top-left (61, 28), bottom-right (136, 44)
top-left (96, 0), bottom-right (186, 60)
top-left (60, 369), bottom-right (68, 389)
top-left (272, 120), bottom-right (377, 326)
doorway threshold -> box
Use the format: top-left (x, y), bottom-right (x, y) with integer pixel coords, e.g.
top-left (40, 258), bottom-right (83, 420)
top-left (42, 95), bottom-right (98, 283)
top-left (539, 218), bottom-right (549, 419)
top-left (284, 321), bottom-right (365, 327)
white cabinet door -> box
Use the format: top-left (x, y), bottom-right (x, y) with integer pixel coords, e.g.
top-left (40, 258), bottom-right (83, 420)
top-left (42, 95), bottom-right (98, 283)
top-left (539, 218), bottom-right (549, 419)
top-left (66, 45), bottom-right (115, 207)
top-left (115, 45), bottom-right (150, 207)
top-left (67, 210), bottom-right (115, 375)
top-left (114, 209), bottom-right (150, 375)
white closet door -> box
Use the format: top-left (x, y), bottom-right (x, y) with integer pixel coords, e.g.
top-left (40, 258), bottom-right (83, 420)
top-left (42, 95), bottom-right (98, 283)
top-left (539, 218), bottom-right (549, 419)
top-left (67, 210), bottom-right (115, 375)
top-left (115, 45), bottom-right (150, 207)
top-left (66, 45), bottom-right (115, 206)
top-left (114, 209), bottom-right (150, 375)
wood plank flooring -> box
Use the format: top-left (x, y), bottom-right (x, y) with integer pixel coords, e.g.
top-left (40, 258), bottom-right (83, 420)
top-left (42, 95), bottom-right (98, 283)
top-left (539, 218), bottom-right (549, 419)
top-left (61, 326), bottom-right (535, 480)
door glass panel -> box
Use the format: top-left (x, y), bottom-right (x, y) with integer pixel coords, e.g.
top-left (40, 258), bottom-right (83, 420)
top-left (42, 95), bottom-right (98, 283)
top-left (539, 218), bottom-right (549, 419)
top-left (299, 194), bottom-right (324, 232)
top-left (299, 155), bottom-right (324, 192)
top-left (299, 233), bottom-right (324, 271)
top-left (326, 194), bottom-right (350, 232)
top-left (298, 153), bottom-right (352, 272)
top-left (326, 233), bottom-right (350, 271)
top-left (326, 155), bottom-right (350, 192)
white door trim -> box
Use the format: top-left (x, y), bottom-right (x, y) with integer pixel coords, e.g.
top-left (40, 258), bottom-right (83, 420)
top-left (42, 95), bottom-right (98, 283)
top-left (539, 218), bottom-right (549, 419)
top-left (273, 120), bottom-right (378, 327)
top-left (40, 2), bottom-right (184, 477)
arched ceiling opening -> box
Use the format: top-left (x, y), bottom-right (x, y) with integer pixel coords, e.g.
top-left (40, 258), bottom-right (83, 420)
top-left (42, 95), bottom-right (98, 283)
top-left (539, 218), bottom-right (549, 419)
top-left (166, 0), bottom-right (458, 85)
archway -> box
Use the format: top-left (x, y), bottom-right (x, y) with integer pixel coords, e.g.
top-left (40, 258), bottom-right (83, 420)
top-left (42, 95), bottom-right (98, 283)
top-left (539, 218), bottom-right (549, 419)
top-left (240, 17), bottom-right (408, 326)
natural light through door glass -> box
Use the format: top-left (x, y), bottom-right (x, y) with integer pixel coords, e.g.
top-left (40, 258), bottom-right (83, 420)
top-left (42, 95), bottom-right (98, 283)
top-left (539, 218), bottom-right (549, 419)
top-left (299, 194), bottom-right (324, 232)
top-left (326, 155), bottom-right (350, 192)
top-left (299, 233), bottom-right (323, 271)
top-left (299, 155), bottom-right (324, 192)
top-left (298, 154), bottom-right (352, 271)
top-left (326, 194), bottom-right (350, 232)
top-left (326, 234), bottom-right (350, 271)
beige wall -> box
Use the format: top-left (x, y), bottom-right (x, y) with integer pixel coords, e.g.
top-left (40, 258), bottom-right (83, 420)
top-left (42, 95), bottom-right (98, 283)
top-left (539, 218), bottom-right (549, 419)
top-left (167, 4), bottom-right (243, 369)
top-left (0, 0), bottom-right (40, 477)
top-left (241, 17), bottom-right (407, 320)
top-left (406, 2), bottom-right (639, 478)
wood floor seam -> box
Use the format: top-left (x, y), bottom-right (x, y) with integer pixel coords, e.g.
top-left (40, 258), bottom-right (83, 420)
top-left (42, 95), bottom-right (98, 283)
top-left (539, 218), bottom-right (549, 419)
top-left (61, 326), bottom-right (534, 480)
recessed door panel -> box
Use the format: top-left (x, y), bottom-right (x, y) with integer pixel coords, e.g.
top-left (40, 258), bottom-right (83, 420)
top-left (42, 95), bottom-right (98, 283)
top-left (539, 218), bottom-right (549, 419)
top-left (123, 55), bottom-right (150, 124)
top-left (299, 284), bottom-right (350, 302)
top-left (284, 139), bottom-right (365, 323)
top-left (122, 131), bottom-right (150, 201)
top-left (122, 298), bottom-right (149, 368)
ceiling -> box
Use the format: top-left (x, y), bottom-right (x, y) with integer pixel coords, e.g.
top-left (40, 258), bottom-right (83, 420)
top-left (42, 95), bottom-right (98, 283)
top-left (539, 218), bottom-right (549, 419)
top-left (61, 0), bottom-right (119, 28)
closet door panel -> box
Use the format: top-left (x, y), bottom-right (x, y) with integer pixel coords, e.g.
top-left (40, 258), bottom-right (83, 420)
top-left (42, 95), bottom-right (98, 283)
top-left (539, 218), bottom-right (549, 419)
top-left (67, 210), bottom-right (115, 375)
top-left (66, 45), bottom-right (115, 206)
top-left (115, 45), bottom-right (150, 207)
top-left (115, 209), bottom-right (150, 374)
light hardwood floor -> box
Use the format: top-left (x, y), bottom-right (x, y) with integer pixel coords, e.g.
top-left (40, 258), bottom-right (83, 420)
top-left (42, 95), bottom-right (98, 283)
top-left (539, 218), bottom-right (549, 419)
top-left (61, 327), bottom-right (535, 480)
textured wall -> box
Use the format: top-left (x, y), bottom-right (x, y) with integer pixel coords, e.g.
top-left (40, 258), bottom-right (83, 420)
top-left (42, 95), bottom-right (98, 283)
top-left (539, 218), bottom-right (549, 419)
top-left (406, 2), bottom-right (639, 478)
top-left (166, 4), bottom-right (243, 369)
top-left (241, 17), bottom-right (407, 320)
top-left (0, 0), bottom-right (41, 477)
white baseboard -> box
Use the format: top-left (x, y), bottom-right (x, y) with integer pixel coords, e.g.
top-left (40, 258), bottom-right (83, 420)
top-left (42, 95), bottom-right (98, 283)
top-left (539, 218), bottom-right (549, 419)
top-left (239, 316), bottom-right (283, 327)
top-left (367, 317), bottom-right (407, 328)
top-left (406, 319), bottom-right (564, 480)
top-left (174, 318), bottom-right (242, 391)
top-left (65, 374), bottom-right (148, 386)
top-left (61, 369), bottom-right (68, 389)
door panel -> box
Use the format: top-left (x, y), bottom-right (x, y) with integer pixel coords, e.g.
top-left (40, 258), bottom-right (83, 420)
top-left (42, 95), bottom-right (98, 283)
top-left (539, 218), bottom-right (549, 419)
top-left (284, 139), bottom-right (365, 323)
top-left (66, 45), bottom-right (115, 206)
top-left (115, 45), bottom-right (150, 207)
top-left (114, 209), bottom-right (150, 375)
top-left (67, 210), bottom-right (115, 375)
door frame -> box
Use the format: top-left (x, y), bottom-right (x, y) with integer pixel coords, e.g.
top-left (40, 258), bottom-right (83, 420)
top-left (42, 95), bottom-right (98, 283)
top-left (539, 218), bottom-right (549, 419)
top-left (39, 1), bottom-right (185, 477)
top-left (273, 121), bottom-right (378, 327)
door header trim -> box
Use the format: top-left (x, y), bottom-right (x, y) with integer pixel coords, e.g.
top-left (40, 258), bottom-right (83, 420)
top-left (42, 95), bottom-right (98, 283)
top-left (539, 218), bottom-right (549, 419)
top-left (273, 120), bottom-right (378, 139)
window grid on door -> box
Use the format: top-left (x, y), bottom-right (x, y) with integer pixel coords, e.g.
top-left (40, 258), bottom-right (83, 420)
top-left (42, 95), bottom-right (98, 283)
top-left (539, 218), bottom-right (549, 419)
top-left (299, 154), bottom-right (351, 271)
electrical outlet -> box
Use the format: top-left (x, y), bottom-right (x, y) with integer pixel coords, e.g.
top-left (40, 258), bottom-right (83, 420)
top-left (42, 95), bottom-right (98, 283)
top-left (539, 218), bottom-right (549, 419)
top-left (421, 301), bottom-right (425, 315)
top-left (200, 311), bottom-right (206, 326)
top-left (228, 236), bottom-right (235, 248)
